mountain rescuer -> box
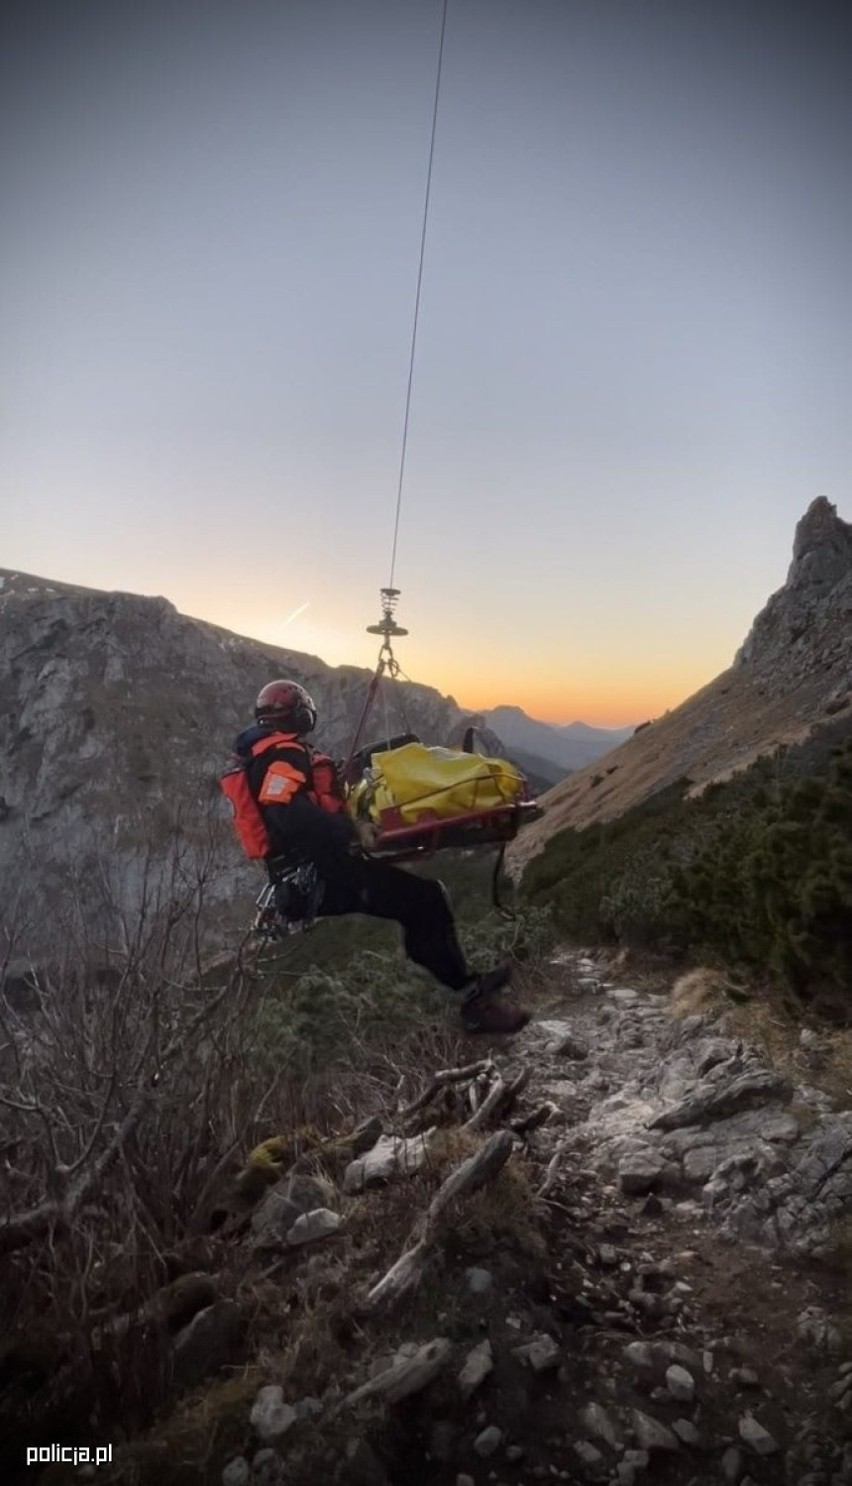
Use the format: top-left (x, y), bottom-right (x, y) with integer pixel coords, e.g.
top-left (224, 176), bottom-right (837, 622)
top-left (226, 679), bottom-right (531, 1035)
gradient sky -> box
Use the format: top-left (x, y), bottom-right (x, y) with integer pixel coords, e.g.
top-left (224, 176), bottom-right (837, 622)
top-left (2, 0), bottom-right (850, 726)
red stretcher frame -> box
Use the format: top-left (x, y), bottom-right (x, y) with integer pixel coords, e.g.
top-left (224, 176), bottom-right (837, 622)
top-left (367, 798), bottom-right (543, 863)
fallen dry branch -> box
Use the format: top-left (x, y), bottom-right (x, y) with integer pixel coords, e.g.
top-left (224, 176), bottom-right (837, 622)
top-left (462, 1073), bottom-right (507, 1131)
top-left (467, 1069), bottom-right (493, 1116)
top-left (364, 1128), bottom-right (516, 1312)
top-left (343, 1338), bottom-right (452, 1408)
top-left (463, 1064), bottom-right (531, 1132)
top-left (398, 1060), bottom-right (493, 1120)
top-left (512, 1101), bottom-right (559, 1136)
top-left (537, 1138), bottom-right (569, 1201)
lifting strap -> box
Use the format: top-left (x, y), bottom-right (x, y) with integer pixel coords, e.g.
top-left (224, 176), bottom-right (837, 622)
top-left (344, 625), bottom-right (415, 779)
top-left (345, 663), bottom-right (385, 776)
top-left (491, 842), bottom-right (515, 919)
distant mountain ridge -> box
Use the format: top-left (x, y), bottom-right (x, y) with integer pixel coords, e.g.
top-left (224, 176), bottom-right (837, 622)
top-left (558, 720), bottom-right (633, 739)
top-left (482, 705), bottom-right (634, 773)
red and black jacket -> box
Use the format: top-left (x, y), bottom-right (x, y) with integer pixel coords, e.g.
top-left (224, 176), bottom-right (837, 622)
top-left (232, 724), bottom-right (356, 868)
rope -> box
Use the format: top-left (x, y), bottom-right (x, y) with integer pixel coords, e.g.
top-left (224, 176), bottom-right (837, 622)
top-left (382, 672), bottom-right (392, 745)
top-left (388, 0), bottom-right (449, 591)
top-left (384, 653), bottom-right (414, 734)
top-left (344, 666), bottom-right (384, 775)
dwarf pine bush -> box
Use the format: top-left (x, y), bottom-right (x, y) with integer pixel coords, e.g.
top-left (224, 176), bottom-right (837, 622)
top-left (522, 730), bottom-right (852, 1009)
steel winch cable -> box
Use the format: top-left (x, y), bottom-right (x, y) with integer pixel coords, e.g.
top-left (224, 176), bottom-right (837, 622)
top-left (387, 0), bottom-right (449, 592)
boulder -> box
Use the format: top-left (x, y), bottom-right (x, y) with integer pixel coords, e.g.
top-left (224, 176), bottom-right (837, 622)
top-left (250, 1386), bottom-right (298, 1443)
top-left (171, 1301), bottom-right (245, 1391)
top-left (286, 1208), bottom-right (341, 1246)
top-left (343, 1131), bottom-right (436, 1192)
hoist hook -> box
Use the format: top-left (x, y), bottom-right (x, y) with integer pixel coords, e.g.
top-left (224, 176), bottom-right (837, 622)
top-left (366, 587), bottom-right (409, 641)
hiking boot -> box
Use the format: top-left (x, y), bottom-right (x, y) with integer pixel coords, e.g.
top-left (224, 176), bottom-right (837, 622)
top-left (461, 966), bottom-right (531, 1035)
top-left (471, 963), bottom-right (513, 996)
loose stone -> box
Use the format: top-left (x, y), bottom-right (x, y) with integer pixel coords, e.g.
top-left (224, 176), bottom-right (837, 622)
top-left (458, 1339), bottom-right (494, 1400)
top-left (665, 1364), bottom-right (695, 1403)
top-left (581, 1402), bottom-right (622, 1449)
top-left (672, 1419), bottom-right (702, 1447)
top-left (623, 1341), bottom-right (656, 1371)
top-left (285, 1208), bottom-right (341, 1246)
top-left (473, 1426), bottom-right (503, 1458)
top-left (250, 1387), bottom-right (297, 1443)
top-left (573, 1441), bottom-right (605, 1468)
top-left (631, 1410), bottom-right (680, 1452)
top-left (251, 1451), bottom-right (285, 1486)
top-left (513, 1332), bottom-right (561, 1372)
top-left (738, 1414), bottom-right (780, 1456)
top-left (730, 1366), bottom-right (760, 1387)
top-left (721, 1445), bottom-right (744, 1482)
top-left (465, 1266), bottom-right (494, 1294)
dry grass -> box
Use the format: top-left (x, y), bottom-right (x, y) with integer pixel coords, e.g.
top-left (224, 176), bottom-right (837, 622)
top-left (806, 1025), bottom-right (852, 1111)
top-left (669, 966), bottom-right (736, 1019)
top-left (39, 1372), bottom-right (263, 1486)
top-left (451, 1159), bottom-right (545, 1260)
top-left (722, 982), bottom-right (852, 1112)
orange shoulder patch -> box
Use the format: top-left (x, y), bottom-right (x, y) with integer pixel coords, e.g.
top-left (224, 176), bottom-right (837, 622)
top-left (258, 759), bottom-right (307, 806)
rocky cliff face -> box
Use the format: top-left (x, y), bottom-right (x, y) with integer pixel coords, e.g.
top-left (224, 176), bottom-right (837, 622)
top-left (0, 570), bottom-right (480, 950)
top-left (507, 498), bottom-right (852, 878)
top-left (735, 497), bottom-right (852, 677)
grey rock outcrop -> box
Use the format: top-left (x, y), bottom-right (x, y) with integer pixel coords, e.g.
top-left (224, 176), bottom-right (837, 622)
top-left (735, 497), bottom-right (852, 676)
top-left (525, 962), bottom-right (852, 1260)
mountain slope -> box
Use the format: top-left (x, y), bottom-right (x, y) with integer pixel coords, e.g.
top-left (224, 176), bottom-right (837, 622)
top-left (505, 497), bottom-right (852, 880)
top-left (0, 570), bottom-right (495, 942)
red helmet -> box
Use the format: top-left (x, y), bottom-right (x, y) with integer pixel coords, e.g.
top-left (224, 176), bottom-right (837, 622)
top-left (254, 680), bottom-right (317, 734)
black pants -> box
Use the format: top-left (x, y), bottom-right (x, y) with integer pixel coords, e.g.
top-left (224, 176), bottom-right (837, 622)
top-left (315, 855), bottom-right (472, 993)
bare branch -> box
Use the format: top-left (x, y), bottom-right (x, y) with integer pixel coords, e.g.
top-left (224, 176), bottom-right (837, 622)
top-left (511, 1101), bottom-right (558, 1135)
top-left (0, 1081), bottom-right (154, 1254)
top-left (537, 1138), bottom-right (569, 1201)
top-left (398, 1060), bottom-right (493, 1120)
top-left (464, 1065), bottom-right (530, 1132)
top-left (364, 1128), bottom-right (516, 1312)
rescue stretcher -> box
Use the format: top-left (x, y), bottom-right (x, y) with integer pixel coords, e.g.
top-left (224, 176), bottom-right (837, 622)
top-left (252, 733), bottom-right (541, 939)
top-left (247, 591), bottom-right (542, 937)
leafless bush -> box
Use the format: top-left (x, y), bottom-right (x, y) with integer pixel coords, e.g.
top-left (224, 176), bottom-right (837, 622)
top-left (0, 837), bottom-right (318, 1440)
top-left (0, 828), bottom-right (490, 1454)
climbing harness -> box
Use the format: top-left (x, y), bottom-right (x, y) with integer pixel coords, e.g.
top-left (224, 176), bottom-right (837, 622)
top-left (252, 863), bottom-right (324, 941)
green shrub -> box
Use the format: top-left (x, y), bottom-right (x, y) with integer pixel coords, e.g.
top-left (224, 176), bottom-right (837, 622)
top-left (522, 727), bottom-right (852, 1008)
top-left (248, 856), bottom-right (557, 1085)
top-left (458, 901), bottom-right (557, 972)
